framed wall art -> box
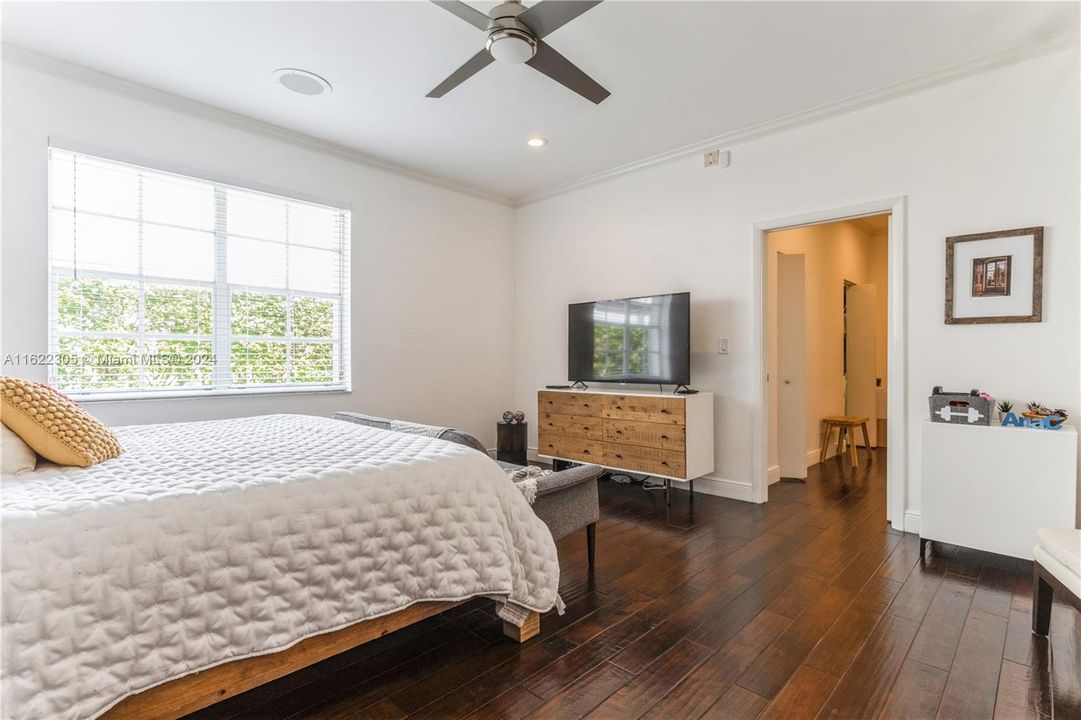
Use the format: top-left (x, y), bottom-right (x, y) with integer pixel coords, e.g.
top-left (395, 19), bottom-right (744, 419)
top-left (945, 226), bottom-right (1043, 324)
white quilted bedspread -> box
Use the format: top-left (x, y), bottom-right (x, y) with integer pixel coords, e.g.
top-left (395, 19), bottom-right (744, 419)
top-left (1, 414), bottom-right (560, 719)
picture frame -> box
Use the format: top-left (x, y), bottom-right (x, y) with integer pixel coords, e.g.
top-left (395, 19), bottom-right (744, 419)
top-left (945, 226), bottom-right (1043, 324)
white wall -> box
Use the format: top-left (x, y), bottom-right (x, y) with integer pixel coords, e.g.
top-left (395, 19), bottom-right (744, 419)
top-left (513, 48), bottom-right (1080, 522)
top-left (4, 46), bottom-right (1078, 524)
top-left (766, 220), bottom-right (887, 472)
top-left (1, 61), bottom-right (516, 447)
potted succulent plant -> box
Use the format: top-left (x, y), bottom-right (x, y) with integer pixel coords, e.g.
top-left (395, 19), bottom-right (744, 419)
top-left (996, 400), bottom-right (1013, 423)
top-left (1023, 402), bottom-right (1050, 421)
top-left (1023, 402), bottom-right (1069, 427)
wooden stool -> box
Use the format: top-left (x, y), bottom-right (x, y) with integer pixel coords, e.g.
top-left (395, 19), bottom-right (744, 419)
top-left (820, 416), bottom-right (873, 468)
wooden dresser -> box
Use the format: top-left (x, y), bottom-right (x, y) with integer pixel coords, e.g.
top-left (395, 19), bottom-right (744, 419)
top-left (537, 389), bottom-right (714, 486)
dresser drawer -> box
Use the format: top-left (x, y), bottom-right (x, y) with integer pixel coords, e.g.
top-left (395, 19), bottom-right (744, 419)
top-left (538, 391), bottom-right (604, 418)
top-left (602, 395), bottom-right (685, 425)
top-left (605, 443), bottom-right (686, 478)
top-left (539, 412), bottom-right (603, 441)
top-left (537, 433), bottom-right (603, 464)
top-left (604, 419), bottom-right (686, 451)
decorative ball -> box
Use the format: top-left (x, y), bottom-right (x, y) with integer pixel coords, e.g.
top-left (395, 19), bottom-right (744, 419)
top-left (513, 411), bottom-right (526, 424)
top-left (502, 411), bottom-right (514, 423)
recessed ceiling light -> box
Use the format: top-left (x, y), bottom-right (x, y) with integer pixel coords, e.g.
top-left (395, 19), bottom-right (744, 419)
top-left (273, 68), bottom-right (332, 96)
top-left (527, 136), bottom-right (549, 148)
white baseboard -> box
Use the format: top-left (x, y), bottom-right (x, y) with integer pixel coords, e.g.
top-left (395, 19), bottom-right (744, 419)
top-left (675, 475), bottom-right (754, 502)
top-left (903, 511), bottom-right (921, 535)
top-left (767, 465), bottom-right (781, 485)
top-left (807, 445), bottom-right (846, 465)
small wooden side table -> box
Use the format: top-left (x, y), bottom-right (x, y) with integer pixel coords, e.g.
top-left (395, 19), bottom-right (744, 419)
top-left (497, 422), bottom-right (527, 465)
top-left (820, 416), bottom-right (873, 468)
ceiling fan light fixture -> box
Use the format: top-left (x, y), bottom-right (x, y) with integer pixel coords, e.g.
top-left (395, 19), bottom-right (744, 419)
top-left (526, 136), bottom-right (549, 148)
top-left (427, 0), bottom-right (610, 103)
top-left (485, 27), bottom-right (537, 64)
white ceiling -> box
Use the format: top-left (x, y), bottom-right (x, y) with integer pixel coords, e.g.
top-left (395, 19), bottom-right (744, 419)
top-left (3, 1), bottom-right (1078, 202)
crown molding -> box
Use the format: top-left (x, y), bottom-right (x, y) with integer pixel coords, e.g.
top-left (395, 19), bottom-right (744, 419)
top-left (1, 43), bottom-right (516, 208)
top-left (5, 23), bottom-right (1078, 211)
top-left (514, 24), bottom-right (1081, 207)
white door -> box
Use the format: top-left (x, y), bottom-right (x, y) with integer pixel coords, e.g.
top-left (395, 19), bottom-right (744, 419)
top-left (846, 284), bottom-right (878, 446)
top-left (778, 253), bottom-right (807, 479)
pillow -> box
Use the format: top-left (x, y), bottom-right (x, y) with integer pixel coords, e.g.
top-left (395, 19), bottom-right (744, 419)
top-left (1, 424), bottom-right (37, 474)
top-left (0, 377), bottom-right (123, 467)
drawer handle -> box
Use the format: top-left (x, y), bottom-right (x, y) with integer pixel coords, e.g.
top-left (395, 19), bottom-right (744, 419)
top-left (615, 454), bottom-right (623, 459)
top-left (661, 408), bottom-right (671, 414)
top-left (615, 405), bottom-right (623, 410)
top-left (615, 430), bottom-right (623, 435)
top-left (661, 461), bottom-right (669, 466)
top-left (583, 426), bottom-right (591, 431)
top-left (583, 449), bottom-right (591, 455)
top-left (661, 435), bottom-right (669, 440)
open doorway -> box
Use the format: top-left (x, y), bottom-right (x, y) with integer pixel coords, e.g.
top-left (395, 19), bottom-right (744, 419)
top-left (765, 214), bottom-right (891, 498)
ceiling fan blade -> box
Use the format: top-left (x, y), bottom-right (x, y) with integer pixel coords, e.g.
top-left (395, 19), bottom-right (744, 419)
top-left (519, 1), bottom-right (602, 38)
top-left (526, 41), bottom-right (610, 104)
top-left (430, 0), bottom-right (491, 31)
top-left (427, 49), bottom-right (495, 97)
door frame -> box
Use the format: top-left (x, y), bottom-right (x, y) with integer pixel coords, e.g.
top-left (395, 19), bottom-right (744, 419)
top-left (751, 197), bottom-right (907, 533)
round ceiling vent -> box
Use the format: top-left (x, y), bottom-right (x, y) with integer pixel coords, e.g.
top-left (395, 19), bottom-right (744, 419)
top-left (273, 68), bottom-right (332, 96)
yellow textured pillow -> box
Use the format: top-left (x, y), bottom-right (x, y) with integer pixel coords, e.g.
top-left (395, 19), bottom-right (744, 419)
top-left (0, 377), bottom-right (123, 467)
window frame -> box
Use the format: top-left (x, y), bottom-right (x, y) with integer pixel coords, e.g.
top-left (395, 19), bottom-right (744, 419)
top-left (47, 141), bottom-right (352, 401)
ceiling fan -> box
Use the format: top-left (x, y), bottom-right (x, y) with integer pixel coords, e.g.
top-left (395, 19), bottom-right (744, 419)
top-left (427, 0), bottom-right (610, 104)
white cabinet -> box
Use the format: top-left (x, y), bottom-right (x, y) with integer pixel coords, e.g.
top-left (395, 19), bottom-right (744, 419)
top-left (920, 420), bottom-right (1077, 560)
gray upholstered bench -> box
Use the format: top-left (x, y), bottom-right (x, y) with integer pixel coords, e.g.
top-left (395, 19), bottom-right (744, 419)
top-left (332, 412), bottom-right (601, 566)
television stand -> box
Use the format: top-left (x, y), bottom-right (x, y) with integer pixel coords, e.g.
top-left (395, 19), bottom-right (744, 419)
top-left (569, 380), bottom-right (589, 389)
top-left (538, 387), bottom-right (714, 505)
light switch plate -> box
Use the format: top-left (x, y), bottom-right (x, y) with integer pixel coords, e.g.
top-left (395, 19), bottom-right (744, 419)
top-left (718, 338), bottom-right (729, 354)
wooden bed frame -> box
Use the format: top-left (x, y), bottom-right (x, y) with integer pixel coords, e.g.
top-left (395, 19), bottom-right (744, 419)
top-left (102, 602), bottom-right (540, 719)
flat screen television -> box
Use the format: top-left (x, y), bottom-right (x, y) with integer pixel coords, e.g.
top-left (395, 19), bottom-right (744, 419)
top-left (568, 292), bottom-right (690, 386)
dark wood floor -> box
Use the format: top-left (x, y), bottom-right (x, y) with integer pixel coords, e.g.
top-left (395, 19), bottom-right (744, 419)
top-left (187, 452), bottom-right (1080, 719)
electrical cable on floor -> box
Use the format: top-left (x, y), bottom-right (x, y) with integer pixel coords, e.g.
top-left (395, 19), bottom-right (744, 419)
top-left (606, 472), bottom-right (666, 492)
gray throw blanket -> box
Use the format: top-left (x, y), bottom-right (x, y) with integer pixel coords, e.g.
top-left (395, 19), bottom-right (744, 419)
top-left (390, 420), bottom-right (449, 438)
top-left (505, 465), bottom-right (553, 505)
top-left (386, 420), bottom-right (549, 505)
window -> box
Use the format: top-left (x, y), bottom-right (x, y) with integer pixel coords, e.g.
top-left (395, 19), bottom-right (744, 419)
top-left (48, 147), bottom-right (350, 398)
top-left (591, 296), bottom-right (669, 379)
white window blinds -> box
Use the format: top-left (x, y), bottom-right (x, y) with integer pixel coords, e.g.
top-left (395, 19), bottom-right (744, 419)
top-left (48, 147), bottom-right (351, 398)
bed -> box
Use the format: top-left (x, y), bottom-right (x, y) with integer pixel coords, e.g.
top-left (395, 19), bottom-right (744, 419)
top-left (1, 414), bottom-right (561, 720)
